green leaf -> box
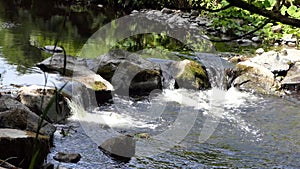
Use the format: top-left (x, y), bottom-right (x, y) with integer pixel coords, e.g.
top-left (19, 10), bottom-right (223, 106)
top-left (281, 5), bottom-right (287, 15)
top-left (287, 5), bottom-right (297, 16)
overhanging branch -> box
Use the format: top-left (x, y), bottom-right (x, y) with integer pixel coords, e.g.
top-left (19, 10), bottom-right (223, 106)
top-left (178, 4), bottom-right (232, 12)
top-left (226, 0), bottom-right (300, 27)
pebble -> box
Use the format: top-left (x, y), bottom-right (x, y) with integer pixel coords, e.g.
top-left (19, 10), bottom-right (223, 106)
top-left (256, 48), bottom-right (265, 55)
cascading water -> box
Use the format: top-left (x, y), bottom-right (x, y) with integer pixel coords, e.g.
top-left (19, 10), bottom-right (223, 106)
top-left (194, 52), bottom-right (233, 90)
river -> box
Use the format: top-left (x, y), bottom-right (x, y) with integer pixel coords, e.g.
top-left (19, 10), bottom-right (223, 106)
top-left (1, 1), bottom-right (300, 168)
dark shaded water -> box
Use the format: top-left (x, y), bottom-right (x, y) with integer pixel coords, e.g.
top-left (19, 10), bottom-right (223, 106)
top-left (1, 1), bottom-right (300, 169)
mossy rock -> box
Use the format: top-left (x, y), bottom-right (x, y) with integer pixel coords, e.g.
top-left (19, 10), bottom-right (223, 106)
top-left (174, 60), bottom-right (210, 90)
top-left (134, 133), bottom-right (151, 139)
top-left (92, 81), bottom-right (108, 91)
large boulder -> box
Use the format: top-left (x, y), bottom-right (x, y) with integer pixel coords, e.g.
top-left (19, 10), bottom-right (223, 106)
top-left (18, 85), bottom-right (70, 123)
top-left (36, 53), bottom-right (95, 76)
top-left (281, 62), bottom-right (300, 91)
top-left (151, 58), bottom-right (210, 90)
top-left (0, 95), bottom-right (56, 138)
top-left (0, 128), bottom-right (50, 169)
top-left (233, 61), bottom-right (275, 94)
top-left (36, 54), bottom-right (113, 92)
top-left (172, 59), bottom-right (210, 89)
top-left (94, 49), bottom-right (162, 96)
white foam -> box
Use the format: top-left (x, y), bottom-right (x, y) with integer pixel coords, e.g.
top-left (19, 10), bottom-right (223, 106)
top-left (159, 87), bottom-right (261, 138)
top-left (68, 100), bottom-right (157, 129)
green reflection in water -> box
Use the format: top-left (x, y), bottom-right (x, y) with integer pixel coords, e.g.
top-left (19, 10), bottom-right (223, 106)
top-left (0, 0), bottom-right (213, 74)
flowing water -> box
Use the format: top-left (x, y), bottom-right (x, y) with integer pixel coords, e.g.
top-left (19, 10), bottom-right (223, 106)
top-left (1, 1), bottom-right (300, 168)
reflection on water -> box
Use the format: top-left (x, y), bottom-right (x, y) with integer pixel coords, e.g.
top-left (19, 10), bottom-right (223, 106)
top-left (0, 0), bottom-right (126, 73)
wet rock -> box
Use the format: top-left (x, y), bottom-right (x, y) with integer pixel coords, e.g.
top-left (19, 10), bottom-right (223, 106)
top-left (171, 60), bottom-right (210, 90)
top-left (36, 54), bottom-right (113, 92)
top-left (53, 152), bottom-right (81, 163)
top-left (36, 54), bottom-right (78, 76)
top-left (95, 49), bottom-right (162, 97)
top-left (0, 128), bottom-right (50, 169)
top-left (18, 85), bottom-right (71, 124)
top-left (233, 61), bottom-right (275, 94)
top-left (281, 62), bottom-right (300, 91)
top-left (149, 58), bottom-right (210, 90)
top-left (0, 96), bottom-right (56, 138)
top-left (98, 135), bottom-right (135, 162)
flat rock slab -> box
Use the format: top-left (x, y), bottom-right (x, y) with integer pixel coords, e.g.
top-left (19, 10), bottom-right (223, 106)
top-left (0, 128), bottom-right (50, 169)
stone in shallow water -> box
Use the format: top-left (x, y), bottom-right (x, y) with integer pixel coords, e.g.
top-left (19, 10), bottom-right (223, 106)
top-left (53, 152), bottom-right (81, 163)
top-left (98, 135), bottom-right (135, 162)
top-left (0, 128), bottom-right (50, 169)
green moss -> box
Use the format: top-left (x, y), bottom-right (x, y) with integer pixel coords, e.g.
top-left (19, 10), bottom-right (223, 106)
top-left (134, 133), bottom-right (150, 139)
top-left (177, 60), bottom-right (210, 89)
top-left (92, 81), bottom-right (107, 91)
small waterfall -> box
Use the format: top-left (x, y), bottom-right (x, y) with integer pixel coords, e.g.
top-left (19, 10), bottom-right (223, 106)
top-left (195, 52), bottom-right (232, 90)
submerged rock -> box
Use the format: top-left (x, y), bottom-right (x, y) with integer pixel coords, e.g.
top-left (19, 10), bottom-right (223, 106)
top-left (19, 85), bottom-right (71, 123)
top-left (0, 128), bottom-right (50, 169)
top-left (98, 135), bottom-right (135, 162)
top-left (53, 152), bottom-right (81, 163)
